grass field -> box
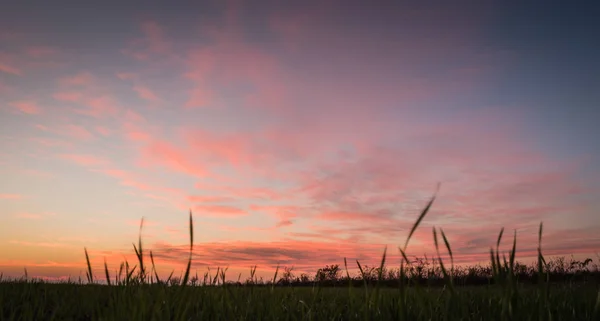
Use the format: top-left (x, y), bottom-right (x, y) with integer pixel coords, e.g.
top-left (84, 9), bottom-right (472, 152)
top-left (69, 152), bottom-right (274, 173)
top-left (2, 281), bottom-right (598, 320)
top-left (2, 190), bottom-right (599, 320)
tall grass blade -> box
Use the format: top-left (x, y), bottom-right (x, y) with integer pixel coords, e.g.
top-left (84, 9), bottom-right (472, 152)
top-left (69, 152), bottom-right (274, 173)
top-left (150, 250), bottom-right (161, 284)
top-left (137, 217), bottom-right (145, 282)
top-left (84, 247), bottom-right (93, 284)
top-left (440, 228), bottom-right (454, 269)
top-left (377, 246), bottom-right (387, 283)
top-left (509, 230), bottom-right (517, 271)
top-left (496, 227), bottom-right (504, 279)
top-left (402, 183), bottom-right (440, 251)
top-left (104, 258), bottom-right (111, 286)
top-left (440, 228), bottom-right (455, 290)
top-left (117, 262), bottom-right (124, 285)
top-left (271, 264), bottom-right (279, 292)
top-left (127, 265), bottom-right (137, 284)
top-left (497, 227), bottom-right (504, 249)
top-left (182, 210), bottom-right (194, 286)
top-left (356, 260), bottom-right (367, 287)
top-left (374, 246), bottom-right (388, 306)
top-left (343, 257), bottom-right (351, 281)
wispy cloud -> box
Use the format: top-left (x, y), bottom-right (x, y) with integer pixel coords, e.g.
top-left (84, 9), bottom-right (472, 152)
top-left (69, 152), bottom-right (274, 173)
top-left (8, 101), bottom-right (42, 115)
top-left (0, 62), bottom-right (21, 76)
top-left (141, 140), bottom-right (209, 177)
top-left (193, 205), bottom-right (248, 218)
top-left (133, 85), bottom-right (159, 102)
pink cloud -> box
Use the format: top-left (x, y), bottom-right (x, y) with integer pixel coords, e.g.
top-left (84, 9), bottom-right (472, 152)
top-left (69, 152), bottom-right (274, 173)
top-left (315, 211), bottom-right (398, 226)
top-left (193, 183), bottom-right (287, 201)
top-left (249, 204), bottom-right (297, 215)
top-left (0, 62), bottom-right (22, 76)
top-left (249, 204), bottom-right (298, 227)
top-left (276, 220), bottom-right (293, 228)
top-left (9, 101), bottom-right (41, 115)
top-left (133, 85), bottom-right (159, 102)
top-left (121, 109), bottom-right (153, 143)
top-left (193, 205), bottom-right (247, 218)
top-left (53, 83), bottom-right (120, 118)
top-left (124, 126), bottom-right (152, 142)
top-left (183, 129), bottom-right (262, 168)
top-left (188, 195), bottom-right (233, 203)
top-left (141, 140), bottom-right (208, 177)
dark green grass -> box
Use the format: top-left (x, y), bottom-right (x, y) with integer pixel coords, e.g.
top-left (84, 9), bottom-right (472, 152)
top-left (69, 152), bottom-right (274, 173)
top-left (2, 186), bottom-right (599, 320)
top-left (1, 282), bottom-right (598, 320)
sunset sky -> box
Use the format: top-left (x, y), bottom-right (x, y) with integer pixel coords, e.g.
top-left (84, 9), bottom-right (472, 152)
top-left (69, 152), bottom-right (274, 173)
top-left (1, 0), bottom-right (599, 281)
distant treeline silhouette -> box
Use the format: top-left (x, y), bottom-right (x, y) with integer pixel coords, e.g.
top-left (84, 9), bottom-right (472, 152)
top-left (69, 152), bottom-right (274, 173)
top-left (164, 255), bottom-right (599, 288)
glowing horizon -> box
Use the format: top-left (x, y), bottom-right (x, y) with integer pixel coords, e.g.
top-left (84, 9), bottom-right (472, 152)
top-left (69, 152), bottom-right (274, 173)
top-left (1, 0), bottom-right (599, 281)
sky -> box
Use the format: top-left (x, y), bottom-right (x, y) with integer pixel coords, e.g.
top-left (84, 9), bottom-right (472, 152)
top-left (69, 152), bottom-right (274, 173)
top-left (1, 0), bottom-right (599, 281)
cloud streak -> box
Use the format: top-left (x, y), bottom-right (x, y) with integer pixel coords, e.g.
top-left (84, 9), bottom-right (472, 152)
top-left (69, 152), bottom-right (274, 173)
top-left (8, 101), bottom-right (41, 114)
top-left (0, 62), bottom-right (21, 76)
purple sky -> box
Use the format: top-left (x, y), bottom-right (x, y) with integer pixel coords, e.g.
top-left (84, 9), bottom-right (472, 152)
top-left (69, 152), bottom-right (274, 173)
top-left (1, 0), bottom-right (599, 280)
